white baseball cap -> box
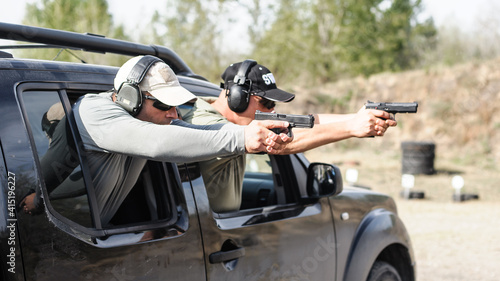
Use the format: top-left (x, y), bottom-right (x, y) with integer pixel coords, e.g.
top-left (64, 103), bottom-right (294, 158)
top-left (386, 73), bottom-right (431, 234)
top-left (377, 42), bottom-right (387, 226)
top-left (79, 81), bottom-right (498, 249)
top-left (114, 56), bottom-right (196, 106)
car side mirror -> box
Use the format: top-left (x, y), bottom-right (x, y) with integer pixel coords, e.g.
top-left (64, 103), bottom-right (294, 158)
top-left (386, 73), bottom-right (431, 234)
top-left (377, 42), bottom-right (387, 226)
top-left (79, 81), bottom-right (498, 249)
top-left (305, 163), bottom-right (343, 199)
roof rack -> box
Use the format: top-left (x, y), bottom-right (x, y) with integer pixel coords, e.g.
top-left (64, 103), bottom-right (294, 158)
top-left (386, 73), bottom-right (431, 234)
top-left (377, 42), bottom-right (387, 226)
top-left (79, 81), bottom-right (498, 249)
top-left (0, 44), bottom-right (81, 50)
top-left (0, 22), bottom-right (195, 77)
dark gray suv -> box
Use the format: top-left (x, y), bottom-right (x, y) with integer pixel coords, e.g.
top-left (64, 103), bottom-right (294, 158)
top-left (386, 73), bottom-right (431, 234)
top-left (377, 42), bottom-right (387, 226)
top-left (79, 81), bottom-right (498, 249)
top-left (0, 22), bottom-right (415, 281)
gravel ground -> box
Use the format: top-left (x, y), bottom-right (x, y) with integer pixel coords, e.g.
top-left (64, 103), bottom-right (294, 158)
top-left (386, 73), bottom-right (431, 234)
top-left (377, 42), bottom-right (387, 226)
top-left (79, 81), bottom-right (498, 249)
top-left (397, 200), bottom-right (500, 281)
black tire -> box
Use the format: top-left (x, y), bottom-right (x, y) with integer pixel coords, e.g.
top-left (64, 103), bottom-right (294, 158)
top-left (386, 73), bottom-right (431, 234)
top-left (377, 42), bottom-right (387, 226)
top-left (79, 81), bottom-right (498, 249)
top-left (401, 141), bottom-right (435, 175)
top-left (367, 261), bottom-right (402, 281)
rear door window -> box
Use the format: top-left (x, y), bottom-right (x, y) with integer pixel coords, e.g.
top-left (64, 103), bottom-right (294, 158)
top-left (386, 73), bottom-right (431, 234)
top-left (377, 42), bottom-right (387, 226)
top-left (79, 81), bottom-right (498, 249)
top-left (23, 90), bottom-right (92, 227)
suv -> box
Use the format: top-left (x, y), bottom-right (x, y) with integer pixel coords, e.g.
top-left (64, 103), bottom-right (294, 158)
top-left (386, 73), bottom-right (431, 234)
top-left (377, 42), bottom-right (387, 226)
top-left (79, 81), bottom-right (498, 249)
top-left (0, 23), bottom-right (415, 281)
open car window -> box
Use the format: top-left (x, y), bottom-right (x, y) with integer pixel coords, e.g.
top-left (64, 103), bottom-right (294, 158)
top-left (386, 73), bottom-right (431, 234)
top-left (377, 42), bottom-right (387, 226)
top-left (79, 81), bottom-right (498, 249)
top-left (206, 153), bottom-right (322, 229)
top-left (19, 85), bottom-right (187, 245)
top-left (241, 154), bottom-right (279, 209)
top-left (242, 153), bottom-right (302, 210)
top-left (22, 90), bottom-right (93, 227)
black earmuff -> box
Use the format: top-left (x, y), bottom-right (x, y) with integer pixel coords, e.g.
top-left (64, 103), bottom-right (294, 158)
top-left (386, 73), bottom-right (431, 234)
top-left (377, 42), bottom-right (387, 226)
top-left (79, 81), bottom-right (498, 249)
top-left (115, 55), bottom-right (163, 116)
top-left (227, 59), bottom-right (257, 113)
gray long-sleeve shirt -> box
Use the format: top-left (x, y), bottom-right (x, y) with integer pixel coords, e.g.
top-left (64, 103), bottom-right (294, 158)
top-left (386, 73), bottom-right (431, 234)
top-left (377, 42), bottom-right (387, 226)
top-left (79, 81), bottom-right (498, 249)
top-left (73, 92), bottom-right (246, 225)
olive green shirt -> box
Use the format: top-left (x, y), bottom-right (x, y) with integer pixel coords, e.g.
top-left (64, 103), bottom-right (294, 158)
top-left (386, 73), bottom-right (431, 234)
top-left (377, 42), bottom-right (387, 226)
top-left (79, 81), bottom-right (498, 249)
top-left (181, 98), bottom-right (245, 212)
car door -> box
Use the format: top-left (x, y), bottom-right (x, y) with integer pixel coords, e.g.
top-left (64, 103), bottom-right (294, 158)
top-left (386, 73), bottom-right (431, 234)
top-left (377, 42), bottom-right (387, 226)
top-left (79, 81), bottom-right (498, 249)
top-left (9, 81), bottom-right (207, 280)
top-left (181, 153), bottom-right (338, 280)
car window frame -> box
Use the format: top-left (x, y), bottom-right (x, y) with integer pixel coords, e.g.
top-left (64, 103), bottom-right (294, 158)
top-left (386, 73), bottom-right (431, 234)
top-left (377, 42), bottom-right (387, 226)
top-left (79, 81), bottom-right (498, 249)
top-left (205, 154), bottom-right (323, 229)
top-left (17, 82), bottom-right (189, 245)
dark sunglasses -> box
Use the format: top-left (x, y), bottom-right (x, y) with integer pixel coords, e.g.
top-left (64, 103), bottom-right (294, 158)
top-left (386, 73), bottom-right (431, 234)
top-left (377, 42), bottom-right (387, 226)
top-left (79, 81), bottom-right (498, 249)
top-left (143, 95), bottom-right (174, 111)
top-left (258, 97), bottom-right (276, 110)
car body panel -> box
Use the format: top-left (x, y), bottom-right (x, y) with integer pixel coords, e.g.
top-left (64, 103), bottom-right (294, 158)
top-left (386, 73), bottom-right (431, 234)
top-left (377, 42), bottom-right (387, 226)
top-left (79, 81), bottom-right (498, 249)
top-left (187, 167), bottom-right (337, 281)
top-left (330, 188), bottom-right (415, 281)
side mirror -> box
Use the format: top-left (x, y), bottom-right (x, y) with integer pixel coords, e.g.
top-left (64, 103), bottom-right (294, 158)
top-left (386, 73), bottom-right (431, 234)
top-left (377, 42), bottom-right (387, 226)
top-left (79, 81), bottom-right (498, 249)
top-left (305, 163), bottom-right (343, 199)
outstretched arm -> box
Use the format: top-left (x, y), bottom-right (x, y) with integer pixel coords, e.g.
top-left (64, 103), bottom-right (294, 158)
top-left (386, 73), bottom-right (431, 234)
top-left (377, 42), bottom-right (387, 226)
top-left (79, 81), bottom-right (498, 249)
top-left (274, 108), bottom-right (397, 154)
top-left (75, 94), bottom-right (291, 162)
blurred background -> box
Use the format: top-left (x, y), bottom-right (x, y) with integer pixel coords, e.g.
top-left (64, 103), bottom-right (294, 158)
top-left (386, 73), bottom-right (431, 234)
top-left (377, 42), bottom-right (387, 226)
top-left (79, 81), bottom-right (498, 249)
top-left (2, 1), bottom-right (499, 280)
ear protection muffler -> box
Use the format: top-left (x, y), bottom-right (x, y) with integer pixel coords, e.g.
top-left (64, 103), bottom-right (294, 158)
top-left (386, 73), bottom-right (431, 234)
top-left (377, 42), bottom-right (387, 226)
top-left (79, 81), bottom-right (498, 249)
top-left (115, 55), bottom-right (163, 116)
top-left (227, 59), bottom-right (257, 113)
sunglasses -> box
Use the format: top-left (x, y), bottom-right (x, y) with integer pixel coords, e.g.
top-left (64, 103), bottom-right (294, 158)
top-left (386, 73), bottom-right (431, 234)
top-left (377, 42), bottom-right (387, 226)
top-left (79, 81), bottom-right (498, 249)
top-left (258, 97), bottom-right (276, 110)
top-left (143, 95), bottom-right (174, 111)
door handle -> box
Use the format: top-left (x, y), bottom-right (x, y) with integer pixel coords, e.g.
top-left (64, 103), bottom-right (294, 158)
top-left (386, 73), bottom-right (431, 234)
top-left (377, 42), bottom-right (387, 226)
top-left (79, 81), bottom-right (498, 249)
top-left (209, 247), bottom-right (245, 264)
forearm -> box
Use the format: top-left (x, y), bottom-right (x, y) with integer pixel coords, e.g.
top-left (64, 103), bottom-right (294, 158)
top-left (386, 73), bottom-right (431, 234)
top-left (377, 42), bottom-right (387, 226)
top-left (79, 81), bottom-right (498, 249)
top-left (275, 108), bottom-right (396, 154)
top-left (76, 104), bottom-right (246, 162)
top-left (314, 113), bottom-right (356, 124)
top-left (103, 120), bottom-right (245, 163)
top-left (278, 121), bottom-right (354, 154)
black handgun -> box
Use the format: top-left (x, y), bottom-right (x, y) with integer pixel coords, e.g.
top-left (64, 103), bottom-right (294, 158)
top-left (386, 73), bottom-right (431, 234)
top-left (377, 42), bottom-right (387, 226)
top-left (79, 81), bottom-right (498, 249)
top-left (255, 111), bottom-right (315, 137)
top-left (365, 101), bottom-right (418, 119)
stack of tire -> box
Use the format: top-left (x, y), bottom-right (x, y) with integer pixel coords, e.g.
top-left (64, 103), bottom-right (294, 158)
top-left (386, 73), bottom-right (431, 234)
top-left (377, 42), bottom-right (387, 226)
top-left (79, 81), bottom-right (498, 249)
top-left (401, 141), bottom-right (435, 175)
top-left (400, 141), bottom-right (435, 199)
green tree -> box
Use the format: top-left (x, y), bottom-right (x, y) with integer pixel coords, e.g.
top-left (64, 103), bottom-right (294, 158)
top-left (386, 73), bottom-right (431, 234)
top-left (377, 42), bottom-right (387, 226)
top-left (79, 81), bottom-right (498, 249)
top-left (248, 0), bottom-right (318, 84)
top-left (141, 0), bottom-right (280, 82)
top-left (252, 0), bottom-right (436, 83)
top-left (142, 0), bottom-right (229, 81)
top-left (21, 0), bottom-right (129, 65)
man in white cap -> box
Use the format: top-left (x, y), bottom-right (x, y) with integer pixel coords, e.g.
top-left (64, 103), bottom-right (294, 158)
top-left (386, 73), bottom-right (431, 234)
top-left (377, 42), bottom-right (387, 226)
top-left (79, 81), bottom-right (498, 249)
top-left (181, 59), bottom-right (397, 213)
top-left (65, 55), bottom-right (291, 225)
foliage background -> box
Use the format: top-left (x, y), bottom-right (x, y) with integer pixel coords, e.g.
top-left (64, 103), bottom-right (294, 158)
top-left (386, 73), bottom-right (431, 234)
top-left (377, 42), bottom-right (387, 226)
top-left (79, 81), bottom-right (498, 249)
top-left (20, 0), bottom-right (438, 80)
top-left (18, 0), bottom-right (500, 83)
top-left (16, 0), bottom-right (500, 189)
top-left (15, 0), bottom-right (500, 191)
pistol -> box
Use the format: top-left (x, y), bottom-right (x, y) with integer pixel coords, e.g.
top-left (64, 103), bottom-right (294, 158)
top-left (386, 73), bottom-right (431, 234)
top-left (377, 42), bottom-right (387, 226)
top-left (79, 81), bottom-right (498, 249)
top-left (255, 111), bottom-right (315, 137)
top-left (365, 100), bottom-right (418, 119)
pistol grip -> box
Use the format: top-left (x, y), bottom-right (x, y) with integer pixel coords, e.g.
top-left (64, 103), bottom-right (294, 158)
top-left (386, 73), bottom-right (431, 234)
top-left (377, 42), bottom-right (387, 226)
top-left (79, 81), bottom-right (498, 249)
top-left (271, 125), bottom-right (293, 137)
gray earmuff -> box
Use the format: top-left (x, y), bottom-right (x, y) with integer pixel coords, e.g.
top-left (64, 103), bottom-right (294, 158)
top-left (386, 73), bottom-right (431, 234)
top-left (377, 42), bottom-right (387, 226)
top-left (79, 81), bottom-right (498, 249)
top-left (227, 59), bottom-right (257, 113)
top-left (115, 55), bottom-right (163, 116)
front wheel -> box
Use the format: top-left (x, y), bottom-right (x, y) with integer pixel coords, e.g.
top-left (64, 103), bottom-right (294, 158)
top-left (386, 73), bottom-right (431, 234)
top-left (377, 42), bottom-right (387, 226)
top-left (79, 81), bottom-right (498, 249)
top-left (367, 261), bottom-right (402, 281)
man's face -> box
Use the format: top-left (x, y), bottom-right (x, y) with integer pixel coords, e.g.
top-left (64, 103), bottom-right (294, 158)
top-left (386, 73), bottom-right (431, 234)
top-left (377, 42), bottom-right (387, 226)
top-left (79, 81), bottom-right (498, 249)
top-left (136, 93), bottom-right (178, 125)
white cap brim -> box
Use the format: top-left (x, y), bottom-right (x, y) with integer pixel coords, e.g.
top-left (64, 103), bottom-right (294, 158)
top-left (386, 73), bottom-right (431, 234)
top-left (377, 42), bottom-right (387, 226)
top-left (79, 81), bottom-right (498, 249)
top-left (150, 85), bottom-right (197, 106)
top-left (115, 56), bottom-right (198, 107)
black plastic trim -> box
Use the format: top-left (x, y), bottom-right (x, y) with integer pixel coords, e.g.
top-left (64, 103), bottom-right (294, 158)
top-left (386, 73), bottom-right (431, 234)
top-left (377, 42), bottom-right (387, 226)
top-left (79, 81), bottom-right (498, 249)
top-left (0, 22), bottom-right (193, 76)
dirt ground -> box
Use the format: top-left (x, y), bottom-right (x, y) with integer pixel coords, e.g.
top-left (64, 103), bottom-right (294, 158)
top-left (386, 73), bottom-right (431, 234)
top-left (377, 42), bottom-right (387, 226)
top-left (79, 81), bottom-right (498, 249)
top-left (397, 200), bottom-right (500, 281)
top-left (304, 147), bottom-right (500, 281)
